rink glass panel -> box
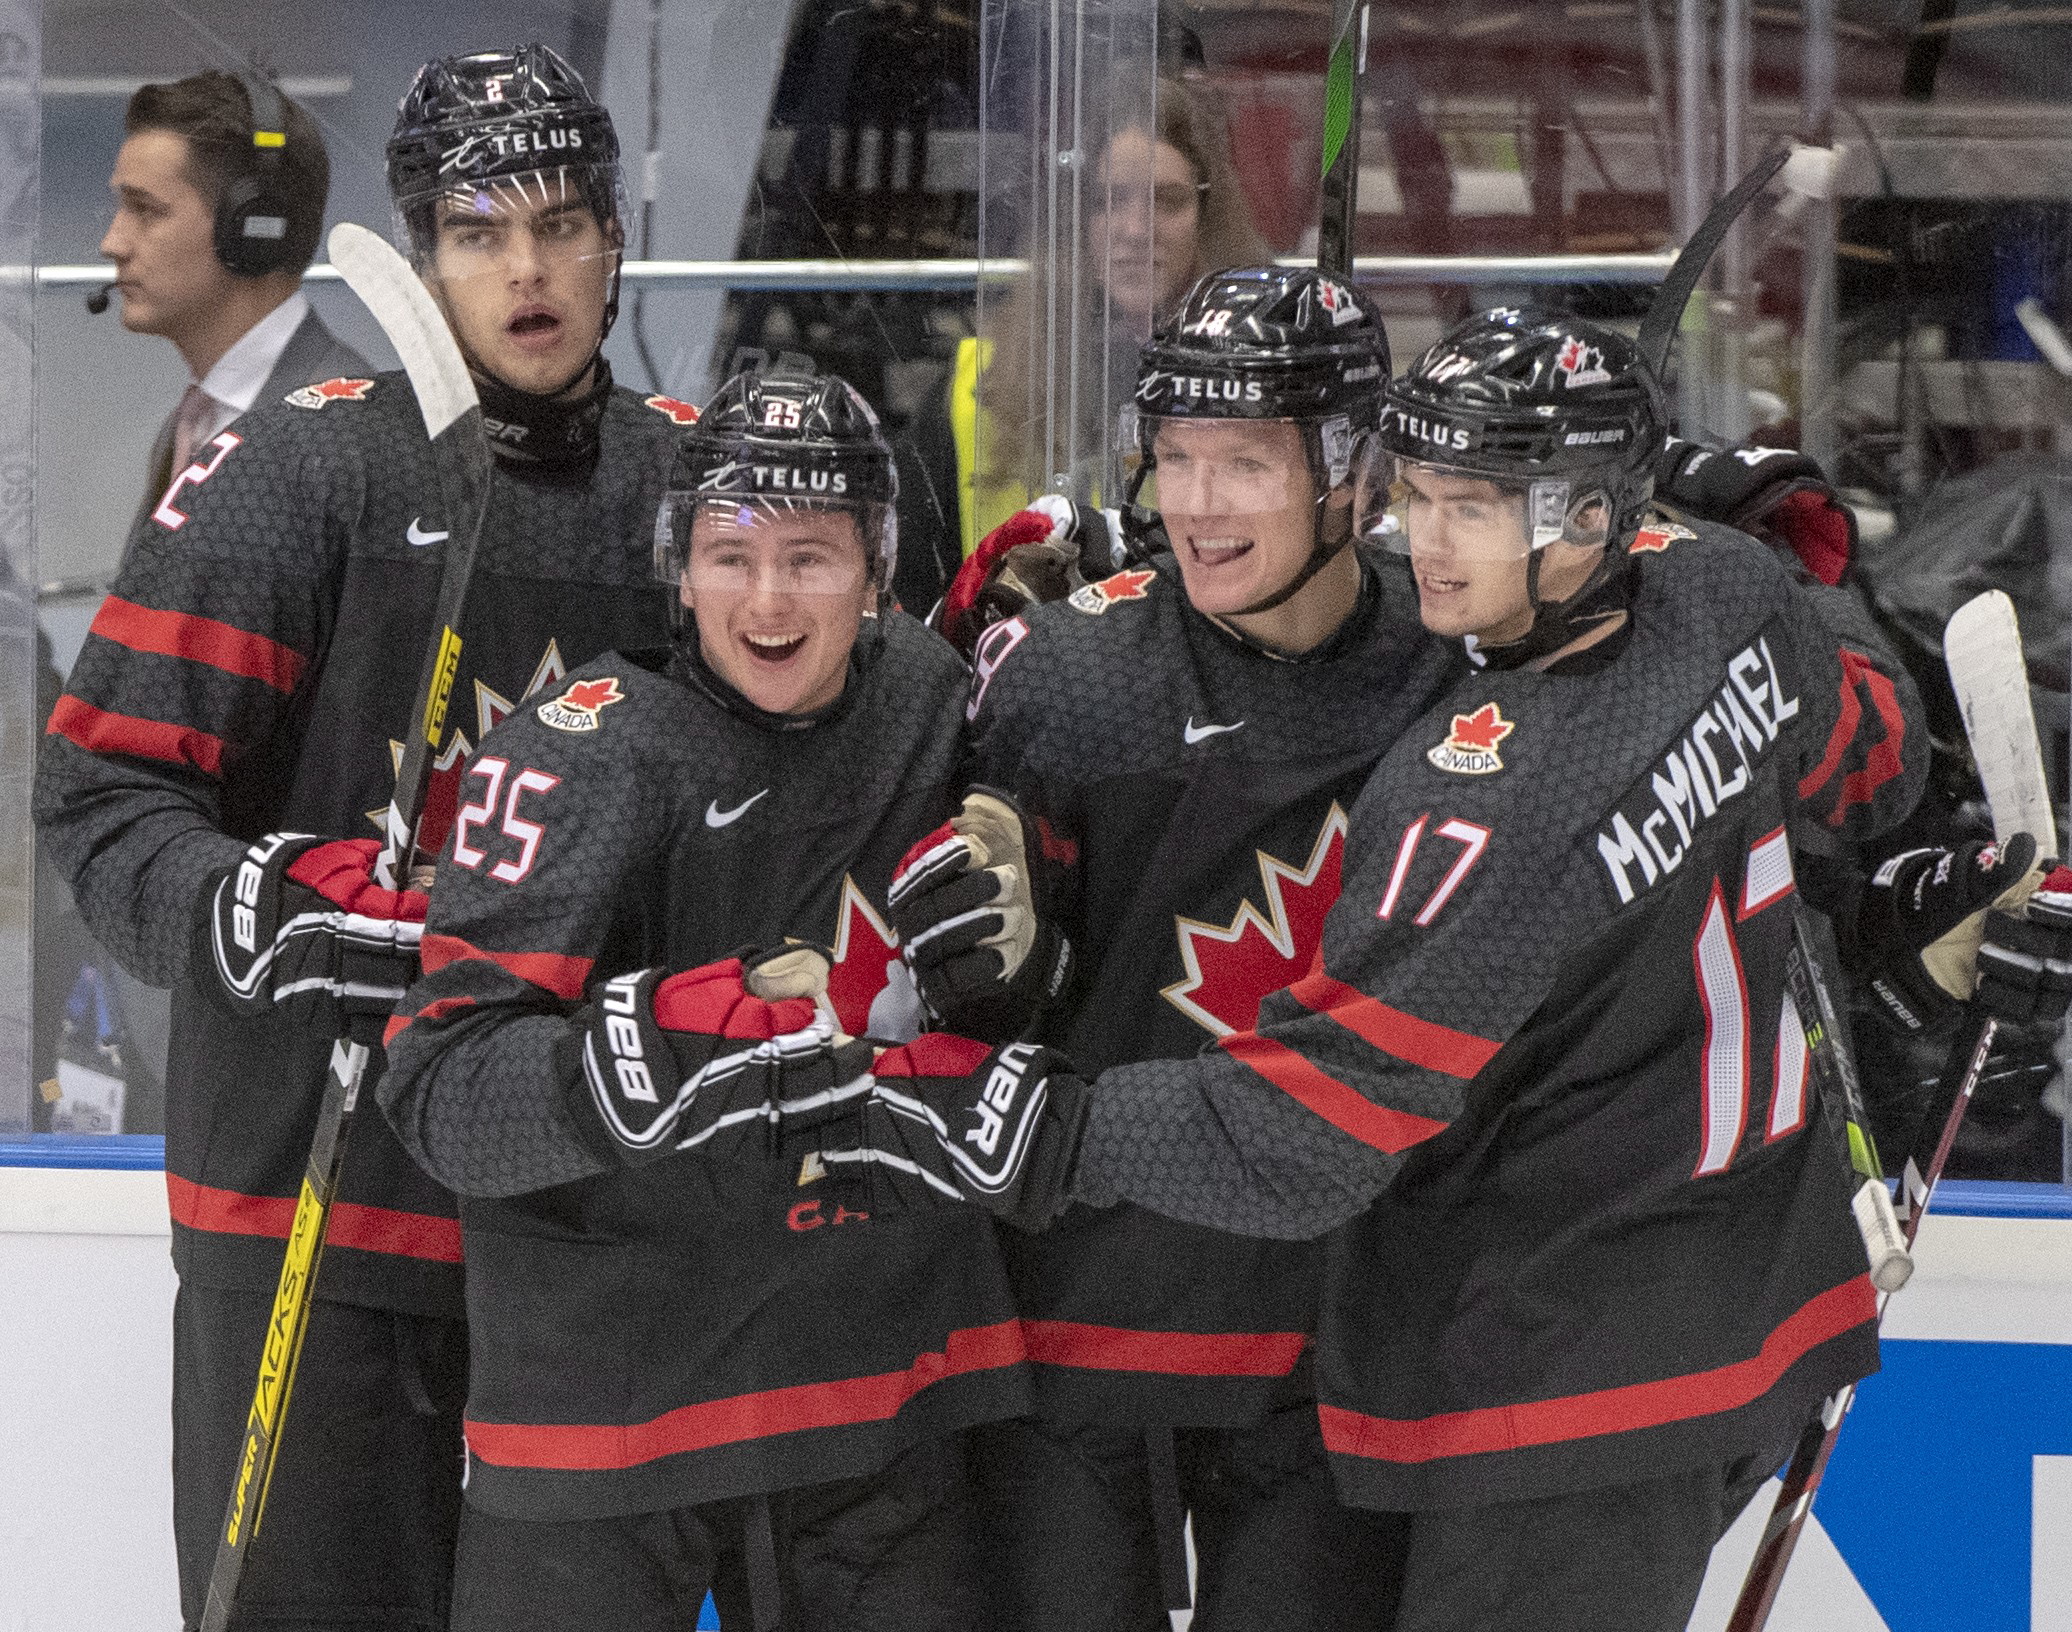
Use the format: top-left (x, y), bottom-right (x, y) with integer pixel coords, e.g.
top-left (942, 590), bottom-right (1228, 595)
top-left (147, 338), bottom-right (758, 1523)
top-left (3, 2), bottom-right (2069, 1199)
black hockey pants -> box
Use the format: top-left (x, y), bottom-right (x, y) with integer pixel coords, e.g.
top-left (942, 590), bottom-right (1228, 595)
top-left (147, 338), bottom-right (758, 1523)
top-left (449, 1433), bottom-right (987, 1632)
top-left (970, 1402), bottom-right (1404, 1631)
top-left (172, 1283), bottom-right (467, 1631)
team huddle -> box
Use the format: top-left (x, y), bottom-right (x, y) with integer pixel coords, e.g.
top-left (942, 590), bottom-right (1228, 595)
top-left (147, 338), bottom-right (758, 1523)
top-left (36, 40), bottom-right (2072, 1632)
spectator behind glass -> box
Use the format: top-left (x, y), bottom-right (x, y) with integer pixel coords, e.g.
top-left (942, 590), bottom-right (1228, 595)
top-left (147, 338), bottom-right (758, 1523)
top-left (895, 76), bottom-right (1270, 610)
top-left (101, 70), bottom-right (367, 520)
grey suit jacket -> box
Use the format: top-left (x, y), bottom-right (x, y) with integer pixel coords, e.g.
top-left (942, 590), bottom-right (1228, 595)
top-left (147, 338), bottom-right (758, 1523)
top-left (141, 305), bottom-right (371, 523)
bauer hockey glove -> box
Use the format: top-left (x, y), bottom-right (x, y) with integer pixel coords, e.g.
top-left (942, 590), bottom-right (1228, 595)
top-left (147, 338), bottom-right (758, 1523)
top-left (937, 497), bottom-right (1122, 656)
top-left (563, 946), bottom-right (874, 1168)
top-left (818, 1035), bottom-right (1088, 1232)
top-left (1975, 865), bottom-right (2072, 1027)
top-left (1857, 832), bottom-right (2042, 1033)
top-left (1654, 437), bottom-right (1857, 587)
top-left (205, 834), bottom-right (427, 1046)
top-left (887, 789), bottom-right (1073, 1039)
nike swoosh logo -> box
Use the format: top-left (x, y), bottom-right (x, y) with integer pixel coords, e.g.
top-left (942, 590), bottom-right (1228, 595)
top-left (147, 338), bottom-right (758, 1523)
top-left (705, 789), bottom-right (770, 828)
top-left (1183, 717), bottom-right (1245, 745)
top-left (406, 517), bottom-right (448, 547)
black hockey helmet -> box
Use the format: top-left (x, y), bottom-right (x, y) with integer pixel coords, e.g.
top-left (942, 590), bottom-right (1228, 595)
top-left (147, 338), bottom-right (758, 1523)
top-left (1125, 264), bottom-right (1390, 617)
top-left (1362, 305), bottom-right (1667, 667)
top-left (655, 355), bottom-right (900, 599)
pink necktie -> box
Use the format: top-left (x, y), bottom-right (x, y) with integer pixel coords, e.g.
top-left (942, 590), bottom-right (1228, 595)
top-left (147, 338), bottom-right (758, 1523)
top-left (169, 384), bottom-right (217, 477)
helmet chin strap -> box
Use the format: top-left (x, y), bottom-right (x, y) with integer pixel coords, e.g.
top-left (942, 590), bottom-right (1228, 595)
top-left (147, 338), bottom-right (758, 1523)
top-left (1471, 541), bottom-right (1636, 671)
top-left (1221, 499), bottom-right (1354, 617)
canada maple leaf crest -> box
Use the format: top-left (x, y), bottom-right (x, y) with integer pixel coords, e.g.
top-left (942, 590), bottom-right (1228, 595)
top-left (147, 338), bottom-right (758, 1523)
top-left (536, 673), bottom-right (626, 733)
top-left (286, 377), bottom-right (375, 410)
top-left (1427, 702), bottom-right (1515, 775)
top-left (1628, 521), bottom-right (1693, 555)
top-left (1552, 338), bottom-right (1610, 388)
top-left (1163, 805), bottom-right (1347, 1037)
top-left (824, 877), bottom-right (922, 1039)
top-left (374, 641), bottom-right (567, 850)
top-left (1068, 567), bottom-right (1158, 616)
top-left (644, 394), bottom-right (701, 426)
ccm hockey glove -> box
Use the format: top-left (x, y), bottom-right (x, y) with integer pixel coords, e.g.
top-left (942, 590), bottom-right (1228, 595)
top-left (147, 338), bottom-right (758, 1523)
top-left (888, 789), bottom-right (1072, 1039)
top-left (818, 1035), bottom-right (1088, 1231)
top-left (205, 834), bottom-right (426, 1045)
top-left (567, 946), bottom-right (873, 1168)
top-left (1858, 832), bottom-right (2041, 1033)
top-left (1654, 437), bottom-right (1857, 587)
top-left (937, 497), bottom-right (1121, 656)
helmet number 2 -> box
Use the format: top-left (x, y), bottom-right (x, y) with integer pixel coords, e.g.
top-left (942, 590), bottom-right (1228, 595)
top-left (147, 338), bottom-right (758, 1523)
top-left (762, 401), bottom-right (802, 429)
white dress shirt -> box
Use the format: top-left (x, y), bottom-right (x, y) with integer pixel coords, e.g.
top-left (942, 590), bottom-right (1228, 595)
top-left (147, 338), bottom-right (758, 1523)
top-left (185, 289), bottom-right (312, 446)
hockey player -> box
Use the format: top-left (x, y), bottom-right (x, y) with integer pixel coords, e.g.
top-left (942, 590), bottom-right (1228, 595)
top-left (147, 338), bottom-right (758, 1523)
top-left (34, 45), bottom-right (692, 1630)
top-left (891, 264), bottom-right (1464, 1630)
top-left (821, 307), bottom-right (1963, 1630)
top-left (377, 362), bottom-right (1025, 1632)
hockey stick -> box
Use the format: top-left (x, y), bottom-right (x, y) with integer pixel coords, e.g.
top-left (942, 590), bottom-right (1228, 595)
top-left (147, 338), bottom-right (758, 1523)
top-left (1317, 0), bottom-right (1370, 278)
top-left (1636, 143), bottom-right (1790, 382)
top-left (1726, 589), bottom-right (2053, 1631)
top-left (198, 222), bottom-right (493, 1632)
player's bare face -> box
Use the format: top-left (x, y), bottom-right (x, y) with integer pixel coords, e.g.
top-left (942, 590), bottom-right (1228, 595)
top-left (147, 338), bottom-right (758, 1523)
top-left (1152, 420), bottom-right (1318, 618)
top-left (683, 506), bottom-right (874, 716)
top-left (1096, 130), bottom-right (1203, 322)
top-left (1399, 467), bottom-right (1538, 641)
top-left (99, 131), bottom-right (237, 340)
top-left (429, 173), bottom-right (615, 396)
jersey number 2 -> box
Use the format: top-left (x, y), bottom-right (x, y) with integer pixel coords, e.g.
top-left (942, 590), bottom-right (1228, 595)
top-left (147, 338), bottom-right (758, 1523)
top-left (451, 756), bottom-right (560, 884)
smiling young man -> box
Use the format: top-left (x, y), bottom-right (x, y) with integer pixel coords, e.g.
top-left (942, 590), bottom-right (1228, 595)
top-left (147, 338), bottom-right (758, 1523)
top-left (892, 265), bottom-right (1465, 1631)
top-left (35, 45), bottom-right (694, 1630)
top-left (377, 362), bottom-right (1025, 1632)
top-left (835, 306), bottom-right (1941, 1631)
top-left (101, 72), bottom-right (367, 518)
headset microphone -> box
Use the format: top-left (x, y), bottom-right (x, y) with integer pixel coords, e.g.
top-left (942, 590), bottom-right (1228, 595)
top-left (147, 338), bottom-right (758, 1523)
top-left (85, 281), bottom-right (116, 315)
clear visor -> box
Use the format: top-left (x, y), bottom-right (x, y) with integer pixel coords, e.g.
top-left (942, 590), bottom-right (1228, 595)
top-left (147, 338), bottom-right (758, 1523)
top-left (655, 495), bottom-right (875, 599)
top-left (398, 165), bottom-right (625, 288)
top-left (1355, 450), bottom-right (1610, 562)
top-left (1137, 416), bottom-right (1309, 519)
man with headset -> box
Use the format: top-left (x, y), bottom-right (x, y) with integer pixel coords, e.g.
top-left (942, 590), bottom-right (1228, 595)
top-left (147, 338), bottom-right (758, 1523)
top-left (97, 70), bottom-right (364, 517)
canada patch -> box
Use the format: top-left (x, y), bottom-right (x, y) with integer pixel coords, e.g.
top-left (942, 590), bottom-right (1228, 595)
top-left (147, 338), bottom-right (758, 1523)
top-left (537, 675), bottom-right (625, 732)
top-left (1629, 521), bottom-right (1696, 555)
top-left (644, 394), bottom-right (701, 426)
top-left (1068, 567), bottom-right (1156, 615)
top-left (1553, 337), bottom-right (1612, 389)
top-left (285, 377), bottom-right (375, 410)
top-left (1427, 702), bottom-right (1514, 775)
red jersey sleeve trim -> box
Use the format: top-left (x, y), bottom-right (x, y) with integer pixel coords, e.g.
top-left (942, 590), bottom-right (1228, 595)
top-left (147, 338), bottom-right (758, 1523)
top-left (1797, 649), bottom-right (1907, 828)
top-left (1290, 970), bottom-right (1502, 1079)
top-left (464, 1318), bottom-right (1027, 1471)
top-left (165, 1174), bottom-right (462, 1264)
top-left (1220, 1031), bottom-right (1450, 1154)
top-left (1021, 1319), bottom-right (1307, 1379)
top-left (383, 994), bottom-right (478, 1048)
top-left (47, 696), bottom-right (226, 775)
top-left (1316, 1273), bottom-right (1876, 1465)
top-left (419, 933), bottom-right (593, 1000)
top-left (88, 596), bottom-right (308, 693)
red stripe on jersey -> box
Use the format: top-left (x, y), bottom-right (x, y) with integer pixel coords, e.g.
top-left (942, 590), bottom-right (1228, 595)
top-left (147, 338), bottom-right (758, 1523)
top-left (165, 1175), bottom-right (462, 1263)
top-left (419, 933), bottom-right (592, 1000)
top-left (89, 596), bottom-right (307, 692)
top-left (1798, 650), bottom-right (1907, 828)
top-left (1021, 1319), bottom-right (1307, 1378)
top-left (47, 696), bottom-right (226, 775)
top-left (326, 1202), bottom-right (464, 1263)
top-left (1220, 1032), bottom-right (1450, 1154)
top-left (1290, 971), bottom-right (1501, 1079)
top-left (1316, 1274), bottom-right (1876, 1465)
top-left (383, 994), bottom-right (478, 1048)
top-left (464, 1318), bottom-right (1027, 1471)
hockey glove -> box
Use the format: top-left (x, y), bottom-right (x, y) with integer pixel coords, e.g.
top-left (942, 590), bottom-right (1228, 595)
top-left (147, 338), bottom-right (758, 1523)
top-left (205, 834), bottom-right (427, 1046)
top-left (818, 1035), bottom-right (1088, 1231)
top-left (567, 947), bottom-right (873, 1168)
top-left (938, 497), bottom-right (1120, 656)
top-left (1975, 865), bottom-right (2072, 1026)
top-left (1654, 437), bottom-right (1856, 587)
top-left (888, 790), bottom-right (1073, 1039)
top-left (1858, 832), bottom-right (2041, 1033)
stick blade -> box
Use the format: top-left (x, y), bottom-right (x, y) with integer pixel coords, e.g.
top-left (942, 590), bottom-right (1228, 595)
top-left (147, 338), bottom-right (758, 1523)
top-left (326, 222), bottom-right (479, 441)
top-left (1944, 589), bottom-right (2058, 858)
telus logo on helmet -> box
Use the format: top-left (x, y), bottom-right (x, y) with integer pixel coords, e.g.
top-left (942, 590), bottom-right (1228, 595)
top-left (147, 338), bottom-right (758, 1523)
top-left (1389, 407), bottom-right (1472, 454)
top-left (694, 459), bottom-right (850, 496)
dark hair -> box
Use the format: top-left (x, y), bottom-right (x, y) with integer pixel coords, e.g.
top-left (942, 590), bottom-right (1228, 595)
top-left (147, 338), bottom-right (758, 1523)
top-left (125, 71), bottom-right (329, 275)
